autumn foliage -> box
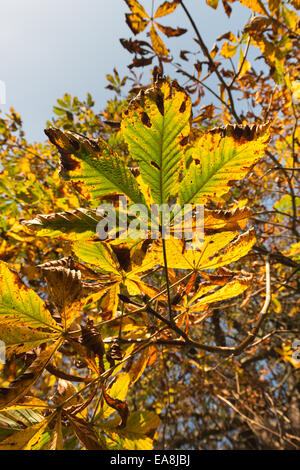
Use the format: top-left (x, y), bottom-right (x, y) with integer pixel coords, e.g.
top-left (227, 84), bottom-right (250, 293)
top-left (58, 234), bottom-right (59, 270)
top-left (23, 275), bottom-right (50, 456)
top-left (0, 0), bottom-right (299, 450)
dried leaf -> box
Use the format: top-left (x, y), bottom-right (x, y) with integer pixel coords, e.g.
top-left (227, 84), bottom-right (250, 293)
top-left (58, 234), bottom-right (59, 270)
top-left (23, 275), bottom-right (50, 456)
top-left (155, 23), bottom-right (187, 37)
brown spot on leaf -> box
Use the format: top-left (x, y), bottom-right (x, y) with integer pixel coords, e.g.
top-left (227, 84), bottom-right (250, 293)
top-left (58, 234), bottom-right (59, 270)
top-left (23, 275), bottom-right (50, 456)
top-left (111, 246), bottom-right (131, 272)
top-left (141, 112), bottom-right (152, 128)
top-left (209, 123), bottom-right (269, 142)
top-left (179, 99), bottom-right (187, 113)
top-left (151, 160), bottom-right (160, 170)
top-left (155, 93), bottom-right (164, 116)
top-left (60, 150), bottom-right (81, 171)
top-left (179, 135), bottom-right (189, 146)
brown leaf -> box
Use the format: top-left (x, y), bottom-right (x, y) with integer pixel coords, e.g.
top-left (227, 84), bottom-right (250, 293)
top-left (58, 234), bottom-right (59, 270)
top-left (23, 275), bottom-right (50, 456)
top-left (154, 0), bottom-right (180, 18)
top-left (128, 348), bottom-right (149, 384)
top-left (125, 0), bottom-right (149, 18)
top-left (209, 122), bottom-right (270, 142)
top-left (244, 16), bottom-right (272, 34)
top-left (101, 384), bottom-right (129, 428)
top-left (106, 340), bottom-right (123, 368)
top-left (43, 411), bottom-right (63, 450)
top-left (0, 341), bottom-right (60, 410)
top-left (222, 0), bottom-right (232, 17)
top-left (65, 413), bottom-right (103, 450)
top-left (155, 23), bottom-right (187, 37)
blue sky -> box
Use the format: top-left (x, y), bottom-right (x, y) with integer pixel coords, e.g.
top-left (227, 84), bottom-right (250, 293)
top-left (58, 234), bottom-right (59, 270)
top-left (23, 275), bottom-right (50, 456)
top-left (0, 0), bottom-right (251, 142)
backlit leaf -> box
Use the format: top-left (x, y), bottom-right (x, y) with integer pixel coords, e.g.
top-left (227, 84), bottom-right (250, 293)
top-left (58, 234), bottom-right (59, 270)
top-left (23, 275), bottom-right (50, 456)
top-left (101, 372), bottom-right (130, 421)
top-left (155, 23), bottom-right (187, 37)
top-left (0, 414), bottom-right (54, 450)
top-left (122, 78), bottom-right (191, 206)
top-left (45, 127), bottom-right (146, 206)
top-left (179, 125), bottom-right (269, 206)
top-left (190, 275), bottom-right (252, 308)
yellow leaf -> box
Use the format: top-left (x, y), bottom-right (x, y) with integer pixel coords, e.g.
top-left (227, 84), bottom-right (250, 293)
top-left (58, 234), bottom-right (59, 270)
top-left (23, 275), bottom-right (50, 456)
top-left (291, 80), bottom-right (300, 105)
top-left (199, 228), bottom-right (256, 270)
top-left (154, 0), bottom-right (180, 18)
top-left (125, 0), bottom-right (149, 18)
top-left (190, 275), bottom-right (252, 309)
top-left (179, 124), bottom-right (269, 206)
top-left (1, 396), bottom-right (50, 411)
top-left (151, 228), bottom-right (256, 272)
top-left (124, 277), bottom-right (141, 296)
top-left (151, 231), bottom-right (240, 270)
top-left (267, 0), bottom-right (280, 14)
top-left (0, 340), bottom-right (61, 410)
top-left (150, 24), bottom-right (169, 56)
top-left (282, 6), bottom-right (299, 30)
top-left (128, 348), bottom-right (149, 384)
top-left (100, 282), bottom-right (120, 318)
top-left (72, 241), bottom-right (119, 274)
top-left (101, 372), bottom-right (130, 419)
top-left (206, 0), bottom-right (219, 9)
top-left (125, 13), bottom-right (149, 34)
top-left (204, 207), bottom-right (252, 231)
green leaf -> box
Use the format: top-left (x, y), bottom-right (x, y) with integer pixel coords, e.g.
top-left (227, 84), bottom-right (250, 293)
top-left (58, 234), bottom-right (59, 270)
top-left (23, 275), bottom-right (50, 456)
top-left (45, 127), bottom-right (146, 206)
top-left (179, 124), bottom-right (269, 206)
top-left (100, 372), bottom-right (131, 420)
top-left (101, 410), bottom-right (161, 450)
top-left (72, 241), bottom-right (120, 274)
top-left (121, 78), bottom-right (191, 206)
